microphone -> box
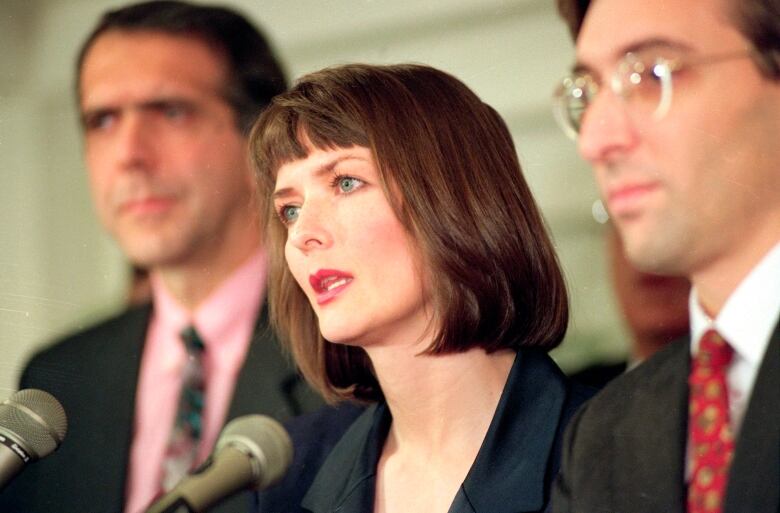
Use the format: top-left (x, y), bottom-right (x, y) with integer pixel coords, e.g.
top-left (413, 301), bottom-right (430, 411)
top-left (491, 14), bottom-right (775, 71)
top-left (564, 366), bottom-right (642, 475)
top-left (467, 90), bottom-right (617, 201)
top-left (146, 414), bottom-right (293, 513)
top-left (0, 388), bottom-right (68, 490)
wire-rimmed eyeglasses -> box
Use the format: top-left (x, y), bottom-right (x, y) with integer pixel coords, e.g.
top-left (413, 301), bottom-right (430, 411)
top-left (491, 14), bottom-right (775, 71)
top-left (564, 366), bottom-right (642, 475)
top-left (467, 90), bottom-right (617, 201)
top-left (552, 48), bottom-right (754, 140)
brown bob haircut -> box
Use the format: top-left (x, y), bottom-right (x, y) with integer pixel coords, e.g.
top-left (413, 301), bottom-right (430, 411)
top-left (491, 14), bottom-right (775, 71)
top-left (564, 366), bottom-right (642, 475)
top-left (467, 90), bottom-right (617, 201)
top-left (556, 0), bottom-right (780, 79)
top-left (250, 63), bottom-right (568, 403)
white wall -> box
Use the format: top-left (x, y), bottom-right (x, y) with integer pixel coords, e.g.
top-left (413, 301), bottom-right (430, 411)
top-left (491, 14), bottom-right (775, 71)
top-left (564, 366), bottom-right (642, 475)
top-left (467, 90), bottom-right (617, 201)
top-left (0, 0), bottom-right (629, 399)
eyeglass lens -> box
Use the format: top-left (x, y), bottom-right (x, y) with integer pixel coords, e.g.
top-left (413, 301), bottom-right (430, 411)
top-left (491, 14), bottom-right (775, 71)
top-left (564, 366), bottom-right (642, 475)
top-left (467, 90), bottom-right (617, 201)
top-left (553, 53), bottom-right (674, 139)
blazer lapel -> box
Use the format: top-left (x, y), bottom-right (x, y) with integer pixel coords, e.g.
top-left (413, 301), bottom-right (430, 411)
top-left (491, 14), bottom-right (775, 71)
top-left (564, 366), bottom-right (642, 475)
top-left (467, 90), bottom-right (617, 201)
top-left (89, 304), bottom-right (151, 505)
top-left (456, 350), bottom-right (567, 513)
top-left (724, 323), bottom-right (780, 513)
top-left (227, 305), bottom-right (320, 421)
top-left (212, 306), bottom-right (322, 513)
top-left (302, 404), bottom-right (388, 513)
top-left (612, 340), bottom-right (689, 513)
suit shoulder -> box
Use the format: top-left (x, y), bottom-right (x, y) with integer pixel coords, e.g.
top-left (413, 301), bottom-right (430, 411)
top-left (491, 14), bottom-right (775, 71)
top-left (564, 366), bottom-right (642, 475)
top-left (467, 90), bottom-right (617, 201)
top-left (573, 339), bottom-right (688, 426)
top-left (21, 305), bottom-right (150, 386)
top-left (30, 305), bottom-right (149, 360)
top-left (282, 402), bottom-right (368, 474)
top-left (255, 403), bottom-right (366, 513)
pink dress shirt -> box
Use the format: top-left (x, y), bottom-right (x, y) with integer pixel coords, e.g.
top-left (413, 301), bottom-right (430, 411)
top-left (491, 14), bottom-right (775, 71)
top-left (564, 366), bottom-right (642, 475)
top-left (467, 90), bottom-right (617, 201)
top-left (124, 249), bottom-right (267, 513)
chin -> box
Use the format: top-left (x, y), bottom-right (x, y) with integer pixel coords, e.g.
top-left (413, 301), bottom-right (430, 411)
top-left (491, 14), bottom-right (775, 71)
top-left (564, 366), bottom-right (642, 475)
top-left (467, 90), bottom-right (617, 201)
top-left (321, 332), bottom-right (364, 347)
top-left (318, 323), bottom-right (365, 347)
top-left (626, 240), bottom-right (687, 277)
top-left (121, 242), bottom-right (188, 269)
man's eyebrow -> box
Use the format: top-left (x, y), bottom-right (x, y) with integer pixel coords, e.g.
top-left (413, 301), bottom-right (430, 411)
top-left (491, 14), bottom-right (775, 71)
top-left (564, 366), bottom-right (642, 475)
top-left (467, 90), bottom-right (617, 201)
top-left (571, 62), bottom-right (594, 75)
top-left (80, 105), bottom-right (113, 119)
top-left (573, 38), bottom-right (695, 74)
top-left (84, 95), bottom-right (197, 112)
top-left (79, 95), bottom-right (205, 126)
top-left (622, 38), bottom-right (694, 56)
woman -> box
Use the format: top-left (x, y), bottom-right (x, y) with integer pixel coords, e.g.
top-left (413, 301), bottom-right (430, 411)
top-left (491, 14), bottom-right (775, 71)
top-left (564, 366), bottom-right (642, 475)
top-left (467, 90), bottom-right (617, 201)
top-left (251, 63), bottom-right (590, 513)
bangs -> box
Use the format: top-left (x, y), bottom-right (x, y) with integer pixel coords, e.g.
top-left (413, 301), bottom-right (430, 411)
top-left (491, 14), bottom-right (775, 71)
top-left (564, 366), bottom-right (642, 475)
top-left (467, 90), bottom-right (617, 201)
top-left (250, 83), bottom-right (371, 190)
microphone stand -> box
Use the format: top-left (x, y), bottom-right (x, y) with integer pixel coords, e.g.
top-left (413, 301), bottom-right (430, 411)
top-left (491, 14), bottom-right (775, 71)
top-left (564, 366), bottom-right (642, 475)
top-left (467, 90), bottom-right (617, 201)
top-left (149, 498), bottom-right (195, 513)
top-left (145, 448), bottom-right (256, 513)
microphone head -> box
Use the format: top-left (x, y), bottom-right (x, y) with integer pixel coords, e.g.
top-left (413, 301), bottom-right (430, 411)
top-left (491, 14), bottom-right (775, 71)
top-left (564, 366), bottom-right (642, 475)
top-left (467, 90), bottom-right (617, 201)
top-left (215, 415), bottom-right (292, 489)
top-left (0, 389), bottom-right (67, 459)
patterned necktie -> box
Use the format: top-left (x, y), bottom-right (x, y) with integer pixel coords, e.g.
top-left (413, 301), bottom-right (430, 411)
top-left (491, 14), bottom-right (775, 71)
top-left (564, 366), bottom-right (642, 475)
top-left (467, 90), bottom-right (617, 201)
top-left (162, 325), bottom-right (206, 491)
top-left (687, 329), bottom-right (734, 513)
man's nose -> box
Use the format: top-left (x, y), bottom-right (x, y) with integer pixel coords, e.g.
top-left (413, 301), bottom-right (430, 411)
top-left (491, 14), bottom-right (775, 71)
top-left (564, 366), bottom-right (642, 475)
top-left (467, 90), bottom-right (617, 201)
top-left (577, 89), bottom-right (639, 165)
top-left (115, 112), bottom-right (157, 172)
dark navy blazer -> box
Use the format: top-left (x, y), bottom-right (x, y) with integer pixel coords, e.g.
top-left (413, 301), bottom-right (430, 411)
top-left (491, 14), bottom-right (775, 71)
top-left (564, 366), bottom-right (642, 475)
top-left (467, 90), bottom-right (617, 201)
top-left (255, 402), bottom-right (366, 513)
top-left (259, 349), bottom-right (592, 513)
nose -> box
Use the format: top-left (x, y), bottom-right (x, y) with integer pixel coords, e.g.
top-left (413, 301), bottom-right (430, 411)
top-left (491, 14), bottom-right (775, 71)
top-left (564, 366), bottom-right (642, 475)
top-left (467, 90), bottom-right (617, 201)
top-left (115, 112), bottom-right (157, 172)
top-left (577, 88), bottom-right (639, 165)
top-left (287, 200), bottom-right (333, 254)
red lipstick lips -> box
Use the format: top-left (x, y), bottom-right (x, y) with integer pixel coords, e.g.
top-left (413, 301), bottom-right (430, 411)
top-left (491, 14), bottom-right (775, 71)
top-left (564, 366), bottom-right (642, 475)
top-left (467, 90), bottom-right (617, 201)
top-left (309, 269), bottom-right (353, 305)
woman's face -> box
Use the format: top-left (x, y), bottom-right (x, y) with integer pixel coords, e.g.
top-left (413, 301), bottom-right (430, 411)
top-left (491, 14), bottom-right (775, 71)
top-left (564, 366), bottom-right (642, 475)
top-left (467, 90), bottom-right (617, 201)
top-left (273, 144), bottom-right (432, 348)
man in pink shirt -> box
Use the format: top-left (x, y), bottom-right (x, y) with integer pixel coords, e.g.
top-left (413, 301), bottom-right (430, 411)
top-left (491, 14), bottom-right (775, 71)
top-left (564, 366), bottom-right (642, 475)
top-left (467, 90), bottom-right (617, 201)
top-left (0, 2), bottom-right (359, 512)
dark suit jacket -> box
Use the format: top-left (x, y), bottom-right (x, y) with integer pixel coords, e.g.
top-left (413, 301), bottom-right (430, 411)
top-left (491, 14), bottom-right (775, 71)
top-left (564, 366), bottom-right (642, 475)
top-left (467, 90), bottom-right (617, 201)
top-left (254, 402), bottom-right (366, 513)
top-left (568, 361), bottom-right (627, 389)
top-left (0, 303), bottom-right (323, 513)
top-left (276, 350), bottom-right (593, 513)
top-left (552, 323), bottom-right (780, 513)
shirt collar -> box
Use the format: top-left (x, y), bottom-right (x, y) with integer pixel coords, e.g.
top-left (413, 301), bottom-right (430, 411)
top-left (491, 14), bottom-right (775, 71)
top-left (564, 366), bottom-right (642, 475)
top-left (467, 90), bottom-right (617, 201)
top-left (690, 241), bottom-right (780, 367)
top-left (149, 247), bottom-right (267, 349)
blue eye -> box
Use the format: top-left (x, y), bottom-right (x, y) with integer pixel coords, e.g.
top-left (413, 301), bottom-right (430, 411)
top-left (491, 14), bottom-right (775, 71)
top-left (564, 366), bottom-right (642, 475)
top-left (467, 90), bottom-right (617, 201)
top-left (279, 205), bottom-right (300, 224)
top-left (334, 176), bottom-right (363, 193)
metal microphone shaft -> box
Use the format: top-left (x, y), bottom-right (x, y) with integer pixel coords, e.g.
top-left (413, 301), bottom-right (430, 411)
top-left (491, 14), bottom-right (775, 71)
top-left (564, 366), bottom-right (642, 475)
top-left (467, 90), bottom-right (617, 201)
top-left (147, 446), bottom-right (255, 513)
top-left (0, 436), bottom-right (26, 488)
top-left (146, 415), bottom-right (292, 513)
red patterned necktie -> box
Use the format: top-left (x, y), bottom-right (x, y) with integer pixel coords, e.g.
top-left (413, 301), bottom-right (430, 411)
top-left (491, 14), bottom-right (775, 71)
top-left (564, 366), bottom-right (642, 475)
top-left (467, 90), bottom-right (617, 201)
top-left (687, 329), bottom-right (734, 513)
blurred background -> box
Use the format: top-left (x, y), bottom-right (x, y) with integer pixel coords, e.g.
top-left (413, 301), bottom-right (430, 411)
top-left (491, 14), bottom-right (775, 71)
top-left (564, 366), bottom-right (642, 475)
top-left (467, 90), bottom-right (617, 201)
top-left (0, 0), bottom-right (628, 399)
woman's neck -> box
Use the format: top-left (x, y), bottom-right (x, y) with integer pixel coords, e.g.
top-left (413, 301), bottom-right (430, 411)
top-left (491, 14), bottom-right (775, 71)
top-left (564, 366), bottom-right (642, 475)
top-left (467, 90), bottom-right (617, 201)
top-left (368, 344), bottom-right (515, 455)
top-left (369, 346), bottom-right (516, 513)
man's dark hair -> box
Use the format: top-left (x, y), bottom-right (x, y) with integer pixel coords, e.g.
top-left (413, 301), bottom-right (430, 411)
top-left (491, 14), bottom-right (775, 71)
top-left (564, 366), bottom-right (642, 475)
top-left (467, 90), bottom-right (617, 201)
top-left (556, 0), bottom-right (780, 79)
top-left (555, 0), bottom-right (590, 42)
top-left (76, 0), bottom-right (287, 133)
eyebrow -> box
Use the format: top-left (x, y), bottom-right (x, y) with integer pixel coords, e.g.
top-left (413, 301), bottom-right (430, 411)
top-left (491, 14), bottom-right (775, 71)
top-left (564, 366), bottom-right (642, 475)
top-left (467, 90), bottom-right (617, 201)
top-left (272, 153), bottom-right (368, 200)
top-left (573, 38), bottom-right (695, 75)
top-left (80, 96), bottom-right (200, 124)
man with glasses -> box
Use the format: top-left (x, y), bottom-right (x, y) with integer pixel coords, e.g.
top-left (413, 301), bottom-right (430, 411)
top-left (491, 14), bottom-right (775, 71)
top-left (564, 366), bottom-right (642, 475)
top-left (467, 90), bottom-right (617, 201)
top-left (551, 1), bottom-right (780, 512)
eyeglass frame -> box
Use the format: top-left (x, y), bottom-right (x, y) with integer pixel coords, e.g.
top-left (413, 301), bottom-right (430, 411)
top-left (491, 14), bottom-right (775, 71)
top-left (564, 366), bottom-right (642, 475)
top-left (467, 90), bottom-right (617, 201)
top-left (552, 48), bottom-right (756, 140)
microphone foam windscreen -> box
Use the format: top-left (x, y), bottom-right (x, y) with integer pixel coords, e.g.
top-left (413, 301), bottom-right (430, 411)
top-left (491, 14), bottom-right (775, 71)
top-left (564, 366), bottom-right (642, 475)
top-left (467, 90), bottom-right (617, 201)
top-left (0, 389), bottom-right (67, 458)
top-left (216, 414), bottom-right (292, 489)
